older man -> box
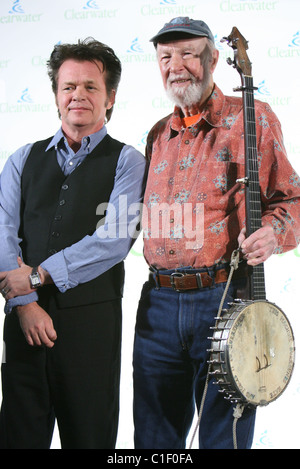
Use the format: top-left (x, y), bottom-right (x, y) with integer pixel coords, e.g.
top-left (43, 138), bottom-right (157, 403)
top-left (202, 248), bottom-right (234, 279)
top-left (133, 17), bottom-right (300, 449)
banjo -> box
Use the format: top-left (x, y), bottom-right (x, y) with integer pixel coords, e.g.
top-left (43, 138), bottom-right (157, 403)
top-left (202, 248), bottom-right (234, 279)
top-left (208, 28), bottom-right (295, 408)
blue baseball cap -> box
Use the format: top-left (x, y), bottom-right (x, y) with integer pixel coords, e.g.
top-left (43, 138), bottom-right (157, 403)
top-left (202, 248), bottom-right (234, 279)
top-left (150, 17), bottom-right (215, 45)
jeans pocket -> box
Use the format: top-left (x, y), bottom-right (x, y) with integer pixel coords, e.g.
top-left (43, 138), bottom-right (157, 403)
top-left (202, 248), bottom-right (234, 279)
top-left (139, 280), bottom-right (153, 302)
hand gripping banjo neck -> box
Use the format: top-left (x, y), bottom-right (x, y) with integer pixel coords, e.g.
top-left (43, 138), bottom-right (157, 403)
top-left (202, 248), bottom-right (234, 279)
top-left (207, 27), bottom-right (295, 415)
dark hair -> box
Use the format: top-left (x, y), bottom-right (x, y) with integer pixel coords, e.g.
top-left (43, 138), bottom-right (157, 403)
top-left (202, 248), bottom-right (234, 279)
top-left (47, 37), bottom-right (122, 122)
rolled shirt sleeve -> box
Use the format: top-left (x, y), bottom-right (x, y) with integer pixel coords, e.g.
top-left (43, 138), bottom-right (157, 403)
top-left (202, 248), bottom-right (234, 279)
top-left (0, 144), bottom-right (39, 313)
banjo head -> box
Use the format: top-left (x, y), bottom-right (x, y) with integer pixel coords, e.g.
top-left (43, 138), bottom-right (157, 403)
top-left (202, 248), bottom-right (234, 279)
top-left (209, 300), bottom-right (295, 407)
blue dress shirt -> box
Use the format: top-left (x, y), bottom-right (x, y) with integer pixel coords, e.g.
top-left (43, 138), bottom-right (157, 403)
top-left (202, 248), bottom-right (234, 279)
top-left (0, 126), bottom-right (147, 312)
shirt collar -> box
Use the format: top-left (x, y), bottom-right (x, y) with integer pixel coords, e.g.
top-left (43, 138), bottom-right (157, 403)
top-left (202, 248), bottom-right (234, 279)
top-left (46, 126), bottom-right (108, 153)
top-left (169, 84), bottom-right (225, 137)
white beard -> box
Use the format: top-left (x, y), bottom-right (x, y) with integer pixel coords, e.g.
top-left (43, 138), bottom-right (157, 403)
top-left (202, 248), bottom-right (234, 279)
top-left (166, 70), bottom-right (210, 109)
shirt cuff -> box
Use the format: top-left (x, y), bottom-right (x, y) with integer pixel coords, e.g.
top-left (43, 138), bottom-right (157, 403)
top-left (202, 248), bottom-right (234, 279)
top-left (40, 251), bottom-right (70, 293)
top-left (5, 292), bottom-right (39, 314)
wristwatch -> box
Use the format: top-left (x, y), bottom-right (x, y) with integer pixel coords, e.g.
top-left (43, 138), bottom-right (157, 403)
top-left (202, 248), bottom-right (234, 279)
top-left (29, 266), bottom-right (42, 289)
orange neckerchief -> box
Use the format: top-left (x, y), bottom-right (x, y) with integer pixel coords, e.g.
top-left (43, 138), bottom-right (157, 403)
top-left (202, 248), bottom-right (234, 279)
top-left (182, 114), bottom-right (201, 128)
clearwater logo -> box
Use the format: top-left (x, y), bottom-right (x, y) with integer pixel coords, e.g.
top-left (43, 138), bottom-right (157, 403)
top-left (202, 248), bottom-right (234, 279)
top-left (220, 0), bottom-right (279, 12)
top-left (127, 38), bottom-right (144, 54)
top-left (64, 0), bottom-right (117, 20)
top-left (2, 0), bottom-right (43, 22)
top-left (0, 88), bottom-right (51, 113)
top-left (254, 429), bottom-right (274, 449)
top-left (18, 88), bottom-right (33, 104)
top-left (120, 38), bottom-right (156, 64)
top-left (269, 31), bottom-right (300, 58)
top-left (255, 80), bottom-right (271, 97)
top-left (254, 79), bottom-right (292, 107)
top-left (289, 31), bottom-right (300, 48)
top-left (9, 0), bottom-right (24, 14)
top-left (83, 0), bottom-right (100, 9)
top-left (136, 131), bottom-right (148, 152)
top-left (141, 0), bottom-right (196, 16)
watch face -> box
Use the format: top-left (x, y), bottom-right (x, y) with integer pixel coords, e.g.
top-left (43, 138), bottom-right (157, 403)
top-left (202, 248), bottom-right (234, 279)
top-left (32, 276), bottom-right (39, 285)
top-left (30, 273), bottom-right (41, 287)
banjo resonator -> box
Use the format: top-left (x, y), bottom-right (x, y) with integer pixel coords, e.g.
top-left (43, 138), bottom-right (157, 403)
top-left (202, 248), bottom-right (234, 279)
top-left (208, 299), bottom-right (295, 407)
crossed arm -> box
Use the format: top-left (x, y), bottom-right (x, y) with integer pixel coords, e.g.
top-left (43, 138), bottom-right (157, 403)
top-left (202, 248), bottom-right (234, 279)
top-left (0, 225), bottom-right (277, 300)
top-left (0, 258), bottom-right (56, 348)
top-left (0, 225), bottom-right (277, 348)
top-left (0, 143), bottom-right (147, 348)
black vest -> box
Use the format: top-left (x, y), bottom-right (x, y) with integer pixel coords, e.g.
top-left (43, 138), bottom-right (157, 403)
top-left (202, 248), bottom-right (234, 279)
top-left (19, 134), bottom-right (125, 308)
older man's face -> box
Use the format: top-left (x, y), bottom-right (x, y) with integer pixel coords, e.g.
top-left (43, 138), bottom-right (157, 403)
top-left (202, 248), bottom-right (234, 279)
top-left (157, 37), bottom-right (217, 109)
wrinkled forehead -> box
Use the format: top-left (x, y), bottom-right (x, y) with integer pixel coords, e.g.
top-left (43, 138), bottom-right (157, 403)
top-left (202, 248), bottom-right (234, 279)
top-left (156, 36), bottom-right (207, 55)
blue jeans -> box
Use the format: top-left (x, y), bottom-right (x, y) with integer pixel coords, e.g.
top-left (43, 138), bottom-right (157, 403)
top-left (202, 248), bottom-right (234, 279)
top-left (133, 267), bottom-right (256, 449)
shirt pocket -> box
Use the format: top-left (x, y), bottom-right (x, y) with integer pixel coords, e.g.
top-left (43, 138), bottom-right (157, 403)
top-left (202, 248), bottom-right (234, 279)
top-left (197, 160), bottom-right (245, 212)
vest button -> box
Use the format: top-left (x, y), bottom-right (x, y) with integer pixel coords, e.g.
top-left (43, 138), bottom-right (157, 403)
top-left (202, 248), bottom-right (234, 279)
top-left (59, 199), bottom-right (65, 206)
top-left (51, 231), bottom-right (60, 237)
top-left (54, 215), bottom-right (62, 221)
top-left (62, 184), bottom-right (69, 190)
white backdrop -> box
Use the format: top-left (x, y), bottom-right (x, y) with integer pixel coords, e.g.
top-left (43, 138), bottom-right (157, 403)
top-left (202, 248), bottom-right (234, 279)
top-left (0, 0), bottom-right (299, 450)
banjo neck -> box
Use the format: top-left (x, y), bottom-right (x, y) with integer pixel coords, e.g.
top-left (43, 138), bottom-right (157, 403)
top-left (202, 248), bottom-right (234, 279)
top-left (223, 27), bottom-right (266, 301)
top-left (241, 74), bottom-right (266, 301)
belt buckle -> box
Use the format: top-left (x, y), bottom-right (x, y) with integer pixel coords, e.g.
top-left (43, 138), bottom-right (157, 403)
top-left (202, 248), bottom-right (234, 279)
top-left (170, 272), bottom-right (185, 292)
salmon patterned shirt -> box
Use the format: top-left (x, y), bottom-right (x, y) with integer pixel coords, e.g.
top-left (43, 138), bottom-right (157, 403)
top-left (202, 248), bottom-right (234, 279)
top-left (143, 84), bottom-right (300, 269)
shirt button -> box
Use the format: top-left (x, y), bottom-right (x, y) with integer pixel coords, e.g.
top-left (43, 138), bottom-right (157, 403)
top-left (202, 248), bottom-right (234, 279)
top-left (169, 250), bottom-right (175, 255)
top-left (185, 140), bottom-right (190, 145)
top-left (69, 161), bottom-right (74, 166)
top-left (170, 218), bottom-right (174, 223)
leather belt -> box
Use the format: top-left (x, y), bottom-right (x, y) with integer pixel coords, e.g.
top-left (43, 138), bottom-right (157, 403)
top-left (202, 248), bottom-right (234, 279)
top-left (150, 264), bottom-right (248, 292)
